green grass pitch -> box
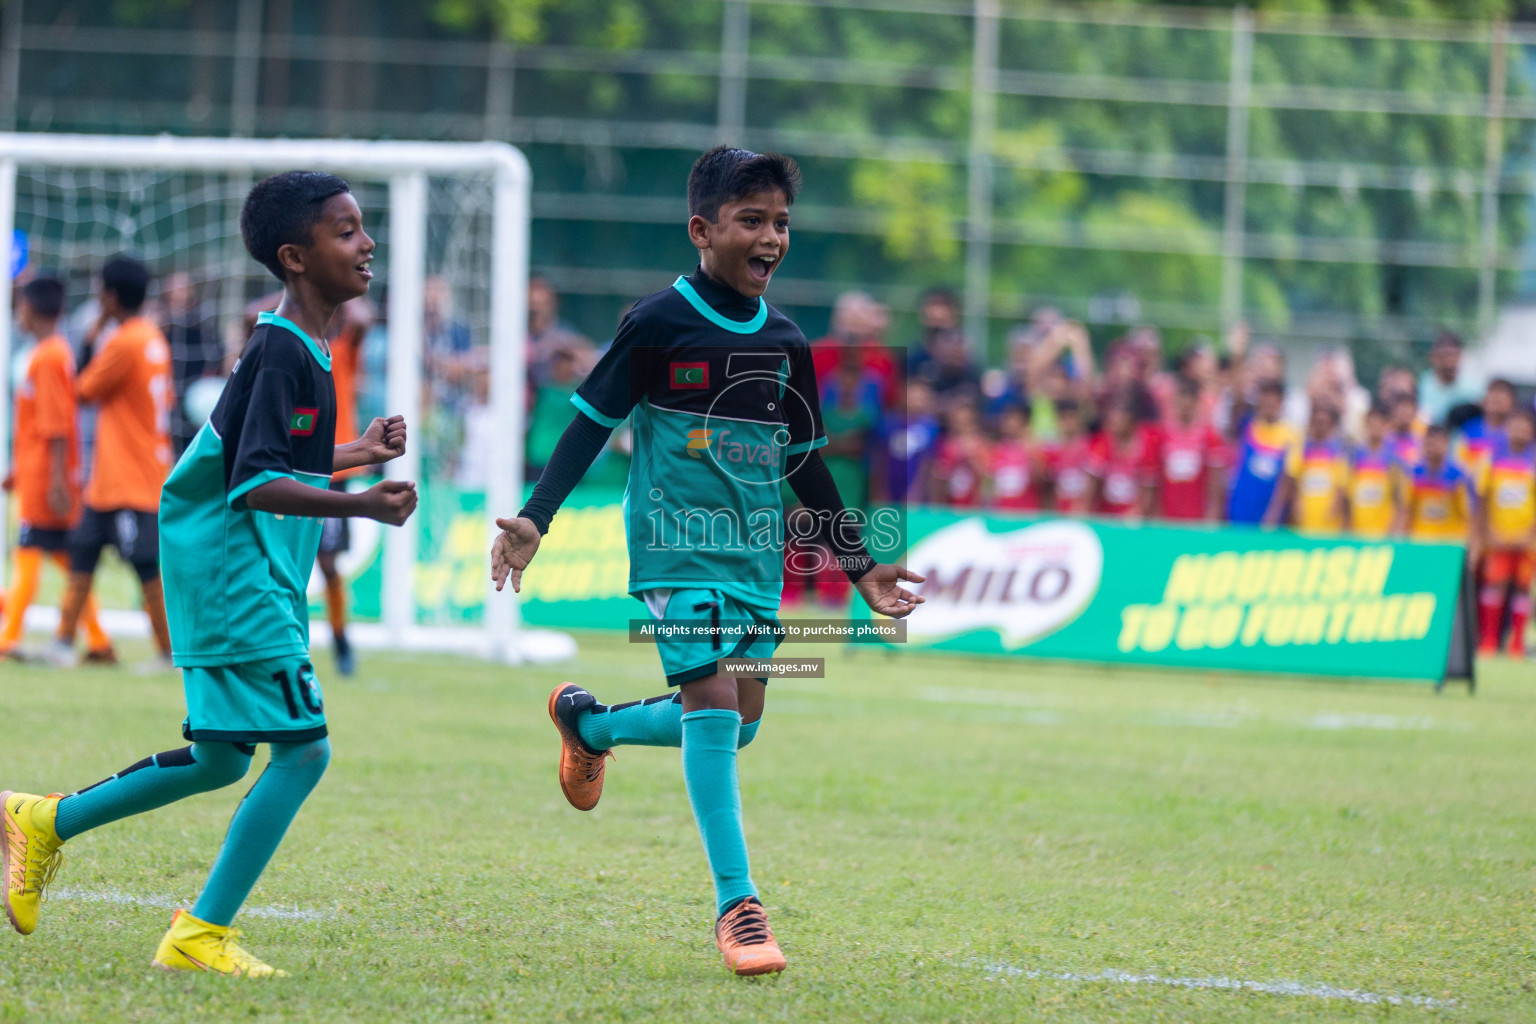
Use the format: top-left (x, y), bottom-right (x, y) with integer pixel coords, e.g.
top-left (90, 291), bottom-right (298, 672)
top-left (1, 629), bottom-right (1532, 1021)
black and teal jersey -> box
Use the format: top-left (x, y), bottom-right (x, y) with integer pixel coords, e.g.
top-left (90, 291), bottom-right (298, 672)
top-left (160, 311), bottom-right (336, 666)
top-left (572, 269), bottom-right (827, 611)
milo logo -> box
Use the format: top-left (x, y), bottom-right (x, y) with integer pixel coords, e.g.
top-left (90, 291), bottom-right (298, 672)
top-left (906, 519), bottom-right (1104, 648)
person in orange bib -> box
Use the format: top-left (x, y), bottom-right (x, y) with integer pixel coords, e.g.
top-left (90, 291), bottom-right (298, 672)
top-left (1475, 407), bottom-right (1536, 657)
top-left (0, 278), bottom-right (111, 660)
top-left (48, 257), bottom-right (175, 667)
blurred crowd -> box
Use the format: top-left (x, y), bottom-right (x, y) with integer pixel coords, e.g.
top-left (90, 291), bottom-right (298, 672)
top-left (11, 264), bottom-right (1534, 657)
top-left (510, 280), bottom-right (1535, 654)
top-left (10, 268), bottom-right (1517, 546)
top-left (785, 288), bottom-right (1510, 532)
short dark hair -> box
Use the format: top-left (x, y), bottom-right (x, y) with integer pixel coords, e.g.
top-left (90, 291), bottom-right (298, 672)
top-left (1489, 378), bottom-right (1517, 398)
top-left (1424, 423), bottom-right (1450, 439)
top-left (1366, 401), bottom-right (1390, 420)
top-left (687, 146), bottom-right (802, 222)
top-left (1054, 397), bottom-right (1080, 416)
top-left (1257, 379), bottom-right (1285, 398)
top-left (241, 171), bottom-right (353, 281)
top-left (923, 287), bottom-right (961, 310)
top-left (20, 276), bottom-right (65, 319)
top-left (1432, 330), bottom-right (1463, 350)
top-left (999, 401), bottom-right (1031, 422)
top-left (101, 257), bottom-right (150, 312)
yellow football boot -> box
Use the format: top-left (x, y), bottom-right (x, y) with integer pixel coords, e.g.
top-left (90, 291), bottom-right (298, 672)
top-left (1, 791), bottom-right (65, 935)
top-left (152, 908), bottom-right (287, 978)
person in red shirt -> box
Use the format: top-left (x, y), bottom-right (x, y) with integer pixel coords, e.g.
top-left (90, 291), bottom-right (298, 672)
top-left (1157, 375), bottom-right (1227, 521)
top-left (990, 403), bottom-right (1046, 512)
top-left (933, 401), bottom-right (991, 508)
top-left (1044, 398), bottom-right (1093, 513)
top-left (1088, 397), bottom-right (1158, 518)
top-left (809, 292), bottom-right (899, 406)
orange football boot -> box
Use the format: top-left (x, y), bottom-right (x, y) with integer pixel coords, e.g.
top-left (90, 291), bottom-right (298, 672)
top-left (715, 897), bottom-right (786, 976)
top-left (547, 683), bottom-right (612, 811)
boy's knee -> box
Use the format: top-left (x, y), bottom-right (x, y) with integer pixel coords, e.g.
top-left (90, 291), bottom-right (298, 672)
top-left (271, 738), bottom-right (332, 779)
top-left (737, 717), bottom-right (761, 749)
top-left (188, 742), bottom-right (254, 788)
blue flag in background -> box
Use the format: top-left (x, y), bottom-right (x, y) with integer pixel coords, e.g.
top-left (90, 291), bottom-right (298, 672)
top-left (9, 230), bottom-right (27, 280)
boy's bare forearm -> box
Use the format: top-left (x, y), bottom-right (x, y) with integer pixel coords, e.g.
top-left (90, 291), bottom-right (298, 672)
top-left (333, 441), bottom-right (375, 472)
top-left (245, 476), bottom-right (369, 518)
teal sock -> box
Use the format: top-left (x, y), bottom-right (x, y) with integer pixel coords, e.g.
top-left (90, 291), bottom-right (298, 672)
top-left (681, 709), bottom-right (756, 916)
top-left (579, 695), bottom-right (764, 751)
top-left (578, 693), bottom-right (684, 750)
top-left (53, 743), bottom-right (252, 842)
top-left (191, 739), bottom-right (330, 927)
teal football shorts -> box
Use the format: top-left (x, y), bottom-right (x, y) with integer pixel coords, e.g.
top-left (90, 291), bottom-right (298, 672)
top-left (181, 654), bottom-right (328, 744)
top-left (640, 587), bottom-right (783, 687)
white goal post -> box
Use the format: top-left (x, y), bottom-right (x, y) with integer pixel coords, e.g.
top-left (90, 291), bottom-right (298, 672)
top-left (0, 132), bottom-right (572, 665)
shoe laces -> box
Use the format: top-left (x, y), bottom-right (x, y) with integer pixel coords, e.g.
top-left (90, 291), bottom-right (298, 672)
top-left (25, 842), bottom-right (63, 899)
top-left (573, 746), bottom-right (614, 783)
top-left (720, 900), bottom-right (774, 947)
top-left (215, 928), bottom-right (263, 974)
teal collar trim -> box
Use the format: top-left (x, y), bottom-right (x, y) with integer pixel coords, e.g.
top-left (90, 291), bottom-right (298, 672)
top-left (258, 311), bottom-right (332, 371)
top-left (672, 276), bottom-right (767, 335)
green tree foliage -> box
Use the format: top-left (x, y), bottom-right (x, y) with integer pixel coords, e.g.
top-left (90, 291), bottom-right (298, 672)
top-left (438, 0), bottom-right (1533, 358)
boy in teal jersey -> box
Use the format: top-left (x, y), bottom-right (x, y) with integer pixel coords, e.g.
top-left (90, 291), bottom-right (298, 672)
top-left (2, 171), bottom-right (418, 976)
top-left (492, 147), bottom-right (925, 976)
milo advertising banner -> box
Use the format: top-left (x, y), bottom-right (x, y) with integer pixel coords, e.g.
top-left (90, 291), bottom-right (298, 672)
top-left (891, 509), bottom-right (1471, 684)
top-left (315, 486), bottom-right (1470, 683)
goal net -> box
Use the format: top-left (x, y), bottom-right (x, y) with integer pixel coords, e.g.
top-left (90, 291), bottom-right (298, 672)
top-left (0, 133), bottom-right (572, 664)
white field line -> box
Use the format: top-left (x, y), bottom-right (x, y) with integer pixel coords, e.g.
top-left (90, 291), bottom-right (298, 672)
top-left (51, 886), bottom-right (333, 921)
top-left (982, 961), bottom-right (1455, 1009)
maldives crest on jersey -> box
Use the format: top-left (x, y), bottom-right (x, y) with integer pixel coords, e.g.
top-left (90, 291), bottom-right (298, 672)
top-left (670, 362), bottom-right (709, 389)
top-left (290, 407), bottom-right (319, 436)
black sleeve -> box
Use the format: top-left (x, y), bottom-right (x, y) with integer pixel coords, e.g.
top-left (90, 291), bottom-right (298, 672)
top-left (570, 313), bottom-right (642, 428)
top-left (226, 341), bottom-right (304, 510)
top-left (517, 411), bottom-right (615, 534)
top-left (783, 342), bottom-right (827, 456)
top-left (786, 449), bottom-right (875, 583)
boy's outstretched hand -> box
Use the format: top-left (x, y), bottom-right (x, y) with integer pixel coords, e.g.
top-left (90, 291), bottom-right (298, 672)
top-left (361, 479), bottom-right (417, 526)
top-left (855, 563), bottom-right (926, 618)
top-left (356, 415), bottom-right (408, 465)
top-left (492, 516), bottom-right (542, 593)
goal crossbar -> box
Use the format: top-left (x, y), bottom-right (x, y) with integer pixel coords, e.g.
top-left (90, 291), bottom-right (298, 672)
top-left (0, 133), bottom-right (557, 664)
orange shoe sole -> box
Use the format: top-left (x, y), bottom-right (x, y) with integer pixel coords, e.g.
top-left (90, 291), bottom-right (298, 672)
top-left (0, 791), bottom-right (25, 935)
top-left (727, 948), bottom-right (787, 976)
